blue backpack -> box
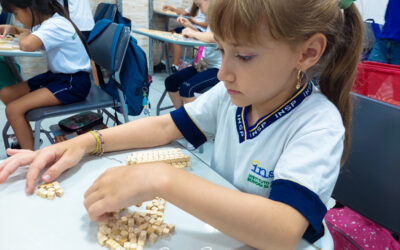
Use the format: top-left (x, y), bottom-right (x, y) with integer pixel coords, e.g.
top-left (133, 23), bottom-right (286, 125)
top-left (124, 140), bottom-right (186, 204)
top-left (88, 19), bottom-right (150, 116)
top-left (93, 3), bottom-right (131, 28)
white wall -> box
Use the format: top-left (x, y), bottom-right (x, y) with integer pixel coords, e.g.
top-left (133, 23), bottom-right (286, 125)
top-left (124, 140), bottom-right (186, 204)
top-left (355, 0), bottom-right (389, 24)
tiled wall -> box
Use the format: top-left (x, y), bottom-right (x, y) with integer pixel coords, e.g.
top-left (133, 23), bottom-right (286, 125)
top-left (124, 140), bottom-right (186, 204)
top-left (9, 0), bottom-right (192, 78)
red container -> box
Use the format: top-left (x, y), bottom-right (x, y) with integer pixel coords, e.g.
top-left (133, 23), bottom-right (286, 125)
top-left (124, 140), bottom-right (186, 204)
top-left (353, 61), bottom-right (400, 106)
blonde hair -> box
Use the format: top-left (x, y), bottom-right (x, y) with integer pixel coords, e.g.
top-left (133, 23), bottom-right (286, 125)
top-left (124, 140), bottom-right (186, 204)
top-left (208, 0), bottom-right (363, 166)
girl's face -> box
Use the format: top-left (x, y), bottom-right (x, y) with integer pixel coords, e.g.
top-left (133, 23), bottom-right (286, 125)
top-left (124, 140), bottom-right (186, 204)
top-left (13, 7), bottom-right (33, 28)
top-left (216, 33), bottom-right (301, 113)
top-left (196, 0), bottom-right (210, 15)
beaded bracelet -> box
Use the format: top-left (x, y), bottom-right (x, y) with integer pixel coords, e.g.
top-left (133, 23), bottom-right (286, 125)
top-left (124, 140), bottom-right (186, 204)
top-left (88, 130), bottom-right (104, 156)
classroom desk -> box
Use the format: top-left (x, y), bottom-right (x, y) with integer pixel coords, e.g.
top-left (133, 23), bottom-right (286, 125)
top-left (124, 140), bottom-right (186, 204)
top-left (0, 43), bottom-right (43, 82)
top-left (132, 28), bottom-right (217, 116)
top-left (149, 8), bottom-right (182, 74)
top-left (0, 143), bottom-right (252, 250)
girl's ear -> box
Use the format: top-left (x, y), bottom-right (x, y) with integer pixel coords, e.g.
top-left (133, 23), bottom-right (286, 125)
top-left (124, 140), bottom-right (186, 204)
top-left (297, 33), bottom-right (327, 71)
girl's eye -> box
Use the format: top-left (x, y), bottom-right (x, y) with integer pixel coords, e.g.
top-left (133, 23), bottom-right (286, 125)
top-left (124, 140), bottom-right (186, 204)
top-left (236, 55), bottom-right (253, 62)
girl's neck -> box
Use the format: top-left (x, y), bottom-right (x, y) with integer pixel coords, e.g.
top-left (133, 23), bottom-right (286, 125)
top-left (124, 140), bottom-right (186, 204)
top-left (247, 83), bottom-right (298, 127)
top-left (35, 14), bottom-right (54, 26)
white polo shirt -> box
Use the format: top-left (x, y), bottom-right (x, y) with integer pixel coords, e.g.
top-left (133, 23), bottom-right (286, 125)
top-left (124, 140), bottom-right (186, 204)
top-left (202, 27), bottom-right (221, 69)
top-left (170, 81), bottom-right (344, 249)
top-left (32, 13), bottom-right (91, 74)
top-left (57, 0), bottom-right (95, 31)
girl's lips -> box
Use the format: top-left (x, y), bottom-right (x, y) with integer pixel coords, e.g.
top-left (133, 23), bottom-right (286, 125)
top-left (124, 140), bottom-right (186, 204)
top-left (227, 89), bottom-right (241, 95)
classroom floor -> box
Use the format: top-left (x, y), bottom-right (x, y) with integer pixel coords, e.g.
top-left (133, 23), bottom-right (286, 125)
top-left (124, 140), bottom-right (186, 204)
top-left (0, 72), bottom-right (214, 165)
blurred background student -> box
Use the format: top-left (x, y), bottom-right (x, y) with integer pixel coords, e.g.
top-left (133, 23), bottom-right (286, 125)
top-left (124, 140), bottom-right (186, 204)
top-left (57, 0), bottom-right (94, 39)
top-left (154, 1), bottom-right (207, 72)
top-left (368, 0), bottom-right (400, 65)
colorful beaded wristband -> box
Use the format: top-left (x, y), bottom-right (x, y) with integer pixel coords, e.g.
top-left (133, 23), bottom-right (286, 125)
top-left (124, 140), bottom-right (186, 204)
top-left (88, 130), bottom-right (104, 156)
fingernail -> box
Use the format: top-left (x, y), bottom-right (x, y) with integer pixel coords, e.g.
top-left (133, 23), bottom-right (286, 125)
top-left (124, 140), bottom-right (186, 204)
top-left (43, 174), bottom-right (51, 181)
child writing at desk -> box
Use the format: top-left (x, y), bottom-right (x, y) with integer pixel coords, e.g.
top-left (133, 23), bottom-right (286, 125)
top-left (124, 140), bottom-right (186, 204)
top-left (165, 0), bottom-right (221, 111)
top-left (0, 0), bottom-right (91, 150)
top-left (155, 1), bottom-right (207, 72)
top-left (0, 0), bottom-right (363, 249)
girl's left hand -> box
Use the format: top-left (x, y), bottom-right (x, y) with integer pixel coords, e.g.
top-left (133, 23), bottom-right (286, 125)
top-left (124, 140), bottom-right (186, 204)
top-left (83, 163), bottom-right (169, 221)
top-left (189, 17), bottom-right (197, 24)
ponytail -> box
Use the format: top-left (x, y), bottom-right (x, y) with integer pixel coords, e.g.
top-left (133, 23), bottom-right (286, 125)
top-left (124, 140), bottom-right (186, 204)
top-left (318, 4), bottom-right (363, 165)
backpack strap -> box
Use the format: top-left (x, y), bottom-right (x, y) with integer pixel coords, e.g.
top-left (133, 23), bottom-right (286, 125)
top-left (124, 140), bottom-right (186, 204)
top-left (87, 19), bottom-right (113, 43)
top-left (365, 18), bottom-right (382, 40)
top-left (63, 0), bottom-right (69, 11)
top-left (110, 23), bottom-right (125, 73)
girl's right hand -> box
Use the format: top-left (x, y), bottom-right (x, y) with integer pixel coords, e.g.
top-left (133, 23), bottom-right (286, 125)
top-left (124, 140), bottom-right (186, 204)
top-left (0, 139), bottom-right (87, 195)
top-left (177, 17), bottom-right (190, 27)
top-left (0, 25), bottom-right (15, 37)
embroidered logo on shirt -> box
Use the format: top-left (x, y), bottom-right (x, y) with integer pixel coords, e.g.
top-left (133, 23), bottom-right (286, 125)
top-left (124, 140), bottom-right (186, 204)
top-left (72, 32), bottom-right (77, 40)
top-left (247, 161), bottom-right (273, 188)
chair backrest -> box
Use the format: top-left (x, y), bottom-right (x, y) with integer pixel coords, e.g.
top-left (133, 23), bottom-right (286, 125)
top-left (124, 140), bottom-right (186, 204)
top-left (94, 3), bottom-right (118, 23)
top-left (88, 22), bottom-right (130, 74)
top-left (332, 93), bottom-right (400, 234)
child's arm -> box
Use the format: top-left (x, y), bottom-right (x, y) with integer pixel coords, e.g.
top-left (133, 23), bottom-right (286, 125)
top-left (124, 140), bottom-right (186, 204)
top-left (189, 17), bottom-right (208, 29)
top-left (162, 5), bottom-right (189, 16)
top-left (177, 17), bottom-right (197, 31)
top-left (0, 114), bottom-right (182, 194)
top-left (182, 28), bottom-right (216, 43)
top-left (84, 163), bottom-right (309, 249)
top-left (18, 34), bottom-right (44, 51)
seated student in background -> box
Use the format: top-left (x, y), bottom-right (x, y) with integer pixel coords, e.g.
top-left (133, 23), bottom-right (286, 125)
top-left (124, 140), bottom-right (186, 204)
top-left (0, 0), bottom-right (91, 150)
top-left (368, 0), bottom-right (400, 65)
top-left (165, 0), bottom-right (220, 110)
top-left (0, 0), bottom-right (363, 249)
top-left (154, 1), bottom-right (207, 72)
top-left (56, 0), bottom-right (95, 40)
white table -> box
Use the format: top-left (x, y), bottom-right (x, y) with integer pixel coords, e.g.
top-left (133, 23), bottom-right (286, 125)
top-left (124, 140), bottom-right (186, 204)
top-left (0, 142), bottom-right (252, 250)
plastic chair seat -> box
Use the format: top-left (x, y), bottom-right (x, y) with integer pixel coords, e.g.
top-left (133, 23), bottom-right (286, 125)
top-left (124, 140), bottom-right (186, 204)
top-left (25, 84), bottom-right (115, 121)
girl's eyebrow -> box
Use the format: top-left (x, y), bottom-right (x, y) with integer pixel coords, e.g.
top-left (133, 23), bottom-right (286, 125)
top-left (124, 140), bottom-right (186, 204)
top-left (214, 36), bottom-right (242, 47)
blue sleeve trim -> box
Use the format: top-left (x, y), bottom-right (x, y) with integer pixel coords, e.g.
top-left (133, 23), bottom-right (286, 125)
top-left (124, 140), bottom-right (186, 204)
top-left (170, 106), bottom-right (207, 148)
top-left (269, 179), bottom-right (327, 243)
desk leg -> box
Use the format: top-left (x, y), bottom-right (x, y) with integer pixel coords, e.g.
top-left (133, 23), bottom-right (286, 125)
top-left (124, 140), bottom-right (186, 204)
top-left (149, 0), bottom-right (154, 75)
top-left (4, 57), bottom-right (23, 82)
top-left (163, 42), bottom-right (171, 75)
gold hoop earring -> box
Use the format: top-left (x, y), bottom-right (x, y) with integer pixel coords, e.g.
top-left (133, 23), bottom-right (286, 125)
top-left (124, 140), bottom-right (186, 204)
top-left (296, 70), bottom-right (304, 90)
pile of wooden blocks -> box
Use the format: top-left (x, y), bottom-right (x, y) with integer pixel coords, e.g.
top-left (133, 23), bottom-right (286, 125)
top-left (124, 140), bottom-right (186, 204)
top-left (36, 181), bottom-right (64, 200)
top-left (126, 148), bottom-right (190, 169)
top-left (97, 197), bottom-right (175, 250)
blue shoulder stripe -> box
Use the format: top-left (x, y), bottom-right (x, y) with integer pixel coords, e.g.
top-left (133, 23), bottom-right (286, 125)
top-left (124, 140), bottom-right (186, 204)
top-left (170, 106), bottom-right (207, 148)
top-left (269, 179), bottom-right (327, 243)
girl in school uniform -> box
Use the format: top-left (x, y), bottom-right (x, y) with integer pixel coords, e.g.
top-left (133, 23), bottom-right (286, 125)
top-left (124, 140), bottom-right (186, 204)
top-left (165, 0), bottom-right (221, 109)
top-left (0, 0), bottom-right (91, 150)
top-left (0, 0), bottom-right (363, 249)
